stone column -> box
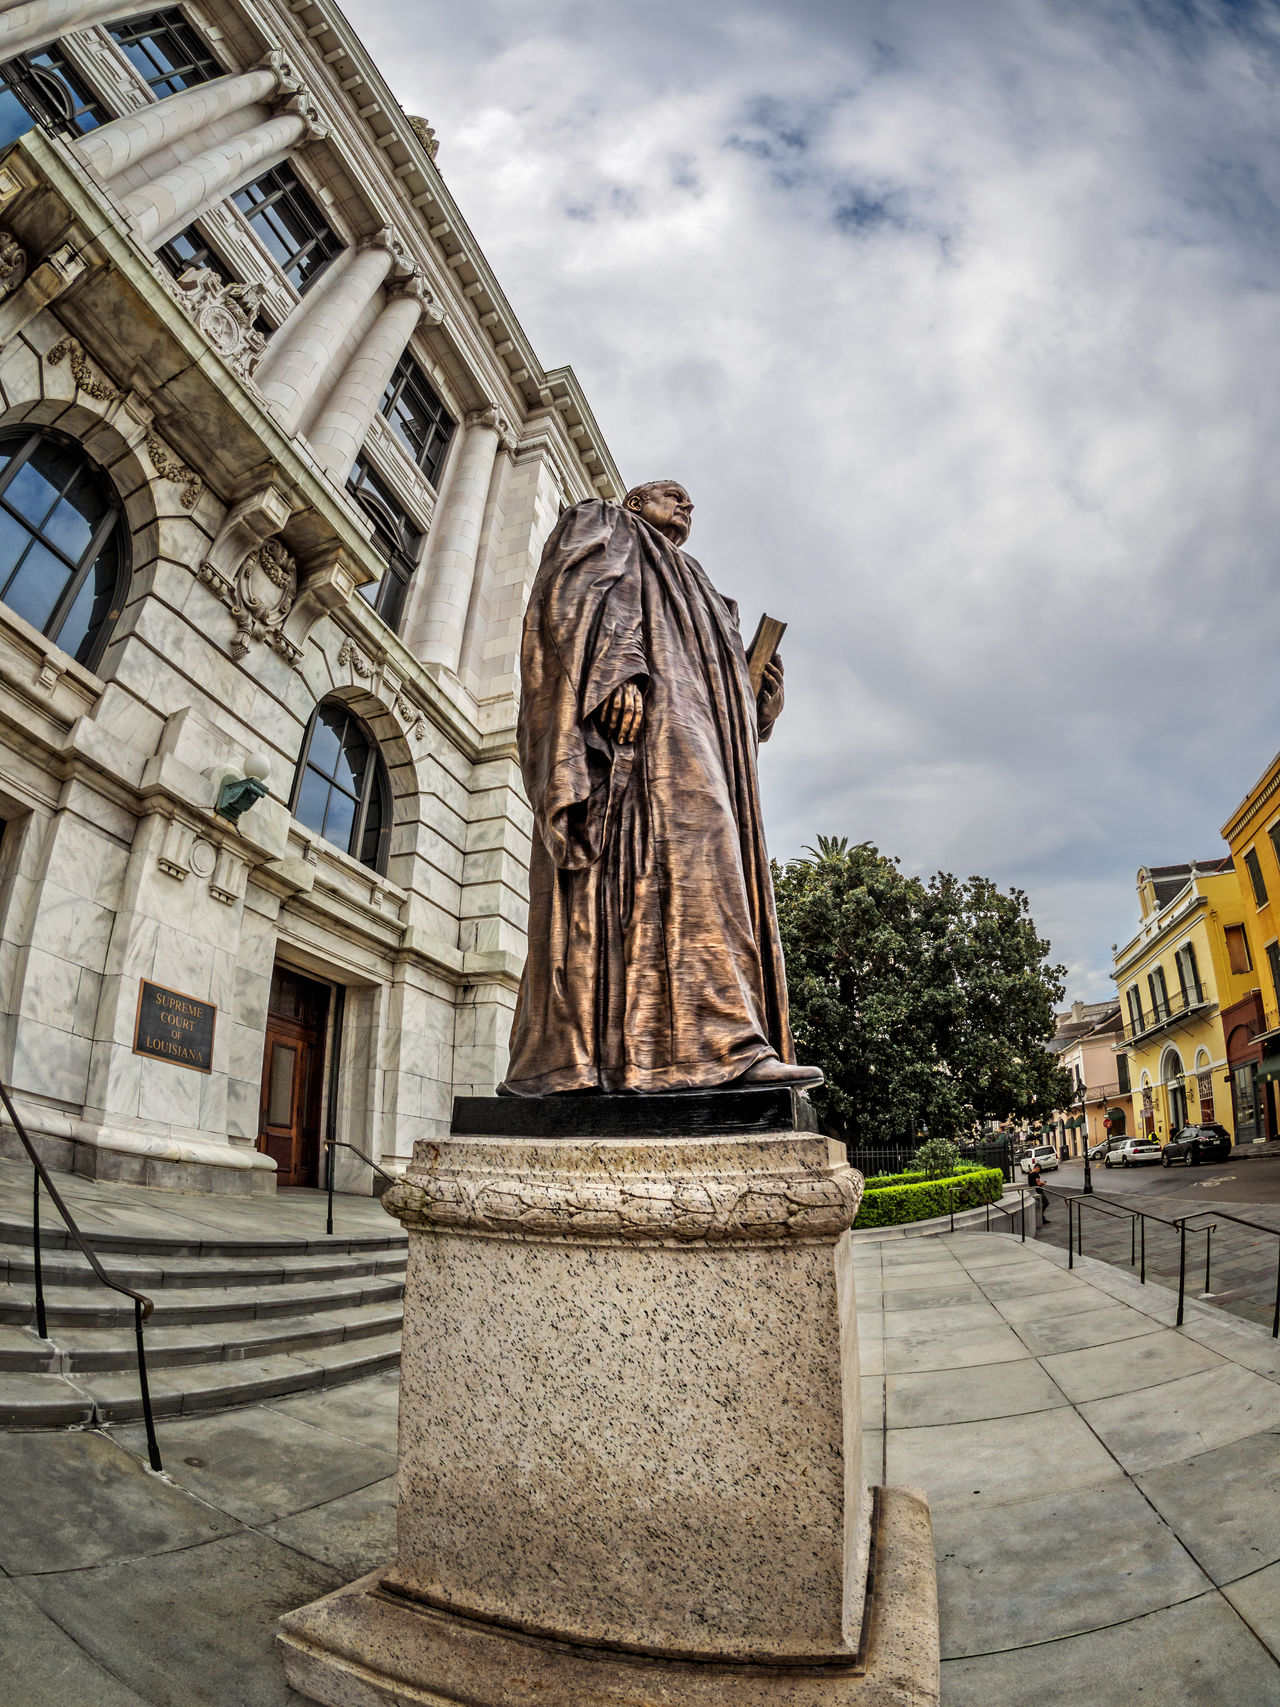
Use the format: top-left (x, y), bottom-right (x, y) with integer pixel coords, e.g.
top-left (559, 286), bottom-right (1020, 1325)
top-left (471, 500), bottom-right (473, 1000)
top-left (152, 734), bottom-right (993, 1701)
top-left (254, 229), bottom-right (409, 435)
top-left (76, 54), bottom-right (296, 186)
top-left (119, 92), bottom-right (326, 248)
top-left (307, 276), bottom-right (443, 481)
top-left (411, 406), bottom-right (506, 674)
top-left (278, 1103), bottom-right (941, 1704)
top-left (0, 0), bottom-right (126, 63)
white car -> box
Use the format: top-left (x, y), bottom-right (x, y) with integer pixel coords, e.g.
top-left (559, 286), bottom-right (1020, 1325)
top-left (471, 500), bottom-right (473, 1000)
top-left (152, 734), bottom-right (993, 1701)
top-left (1019, 1144), bottom-right (1059, 1174)
top-left (1103, 1138), bottom-right (1162, 1168)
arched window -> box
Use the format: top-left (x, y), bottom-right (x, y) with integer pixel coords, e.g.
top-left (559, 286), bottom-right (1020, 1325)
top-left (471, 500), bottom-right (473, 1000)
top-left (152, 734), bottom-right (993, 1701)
top-left (291, 700), bottom-right (390, 873)
top-left (0, 429), bottom-right (128, 669)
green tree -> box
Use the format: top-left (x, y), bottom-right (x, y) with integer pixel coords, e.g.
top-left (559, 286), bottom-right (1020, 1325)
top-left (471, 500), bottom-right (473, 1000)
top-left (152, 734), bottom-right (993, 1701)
top-left (772, 840), bottom-right (1072, 1145)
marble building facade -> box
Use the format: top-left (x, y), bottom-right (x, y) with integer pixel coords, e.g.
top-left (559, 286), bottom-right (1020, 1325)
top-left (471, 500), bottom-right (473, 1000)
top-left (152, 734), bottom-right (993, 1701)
top-left (0, 0), bottom-right (621, 1193)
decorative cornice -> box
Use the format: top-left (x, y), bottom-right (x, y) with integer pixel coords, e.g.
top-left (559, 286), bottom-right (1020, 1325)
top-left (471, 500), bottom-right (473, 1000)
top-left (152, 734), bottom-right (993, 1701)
top-left (382, 1145), bottom-right (863, 1246)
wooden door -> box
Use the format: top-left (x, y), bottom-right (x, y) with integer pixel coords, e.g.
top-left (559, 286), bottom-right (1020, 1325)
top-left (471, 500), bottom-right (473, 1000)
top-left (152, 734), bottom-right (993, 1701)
top-left (257, 967), bottom-right (330, 1188)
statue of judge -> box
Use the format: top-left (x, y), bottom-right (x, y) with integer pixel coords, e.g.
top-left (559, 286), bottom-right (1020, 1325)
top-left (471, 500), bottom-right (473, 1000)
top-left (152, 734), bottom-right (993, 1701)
top-left (499, 479), bottom-right (822, 1096)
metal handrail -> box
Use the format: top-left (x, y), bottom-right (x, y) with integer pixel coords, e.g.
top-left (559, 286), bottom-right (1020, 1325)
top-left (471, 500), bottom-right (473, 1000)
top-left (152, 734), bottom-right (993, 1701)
top-left (324, 1136), bottom-right (396, 1237)
top-left (983, 1186), bottom-right (1031, 1241)
top-left (1049, 1184), bottom-right (1276, 1338)
top-left (0, 1080), bottom-right (162, 1470)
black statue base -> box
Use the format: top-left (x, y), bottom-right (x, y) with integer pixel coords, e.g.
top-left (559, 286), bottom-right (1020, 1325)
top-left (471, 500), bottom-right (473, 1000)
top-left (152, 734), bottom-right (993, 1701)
top-left (451, 1087), bottom-right (820, 1140)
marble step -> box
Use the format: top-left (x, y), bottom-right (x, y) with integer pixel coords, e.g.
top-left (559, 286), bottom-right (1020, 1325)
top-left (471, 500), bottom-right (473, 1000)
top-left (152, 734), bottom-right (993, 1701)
top-left (0, 1299), bottom-right (404, 1373)
top-left (0, 1214), bottom-right (407, 1260)
top-left (0, 1239), bottom-right (407, 1292)
top-left (0, 1330), bottom-right (403, 1427)
top-left (0, 1271), bottom-right (405, 1330)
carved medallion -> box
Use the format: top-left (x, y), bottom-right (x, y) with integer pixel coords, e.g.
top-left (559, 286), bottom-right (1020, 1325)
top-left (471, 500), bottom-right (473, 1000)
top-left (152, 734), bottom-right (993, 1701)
top-left (171, 266), bottom-right (267, 379)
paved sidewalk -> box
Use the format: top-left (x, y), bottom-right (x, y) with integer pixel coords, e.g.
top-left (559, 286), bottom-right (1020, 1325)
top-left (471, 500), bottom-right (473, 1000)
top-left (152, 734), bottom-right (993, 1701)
top-left (855, 1232), bottom-right (1280, 1704)
top-left (3, 1232), bottom-right (1280, 1703)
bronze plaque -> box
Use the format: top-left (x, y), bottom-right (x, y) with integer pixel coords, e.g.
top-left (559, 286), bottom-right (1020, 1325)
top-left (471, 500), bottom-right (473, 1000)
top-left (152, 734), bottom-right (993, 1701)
top-left (133, 980), bottom-right (216, 1073)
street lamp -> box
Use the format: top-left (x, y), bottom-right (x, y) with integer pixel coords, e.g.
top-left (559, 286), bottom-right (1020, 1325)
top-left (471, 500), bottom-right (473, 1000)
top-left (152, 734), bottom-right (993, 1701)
top-left (1077, 1068), bottom-right (1094, 1195)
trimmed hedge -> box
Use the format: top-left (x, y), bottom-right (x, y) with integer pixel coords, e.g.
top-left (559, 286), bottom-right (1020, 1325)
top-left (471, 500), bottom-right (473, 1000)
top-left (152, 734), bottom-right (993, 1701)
top-left (860, 1162), bottom-right (984, 1192)
top-left (853, 1166), bottom-right (1004, 1229)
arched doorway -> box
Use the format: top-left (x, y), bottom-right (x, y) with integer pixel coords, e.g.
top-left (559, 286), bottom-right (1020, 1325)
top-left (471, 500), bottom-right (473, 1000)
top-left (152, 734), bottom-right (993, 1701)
top-left (1162, 1048), bottom-right (1187, 1132)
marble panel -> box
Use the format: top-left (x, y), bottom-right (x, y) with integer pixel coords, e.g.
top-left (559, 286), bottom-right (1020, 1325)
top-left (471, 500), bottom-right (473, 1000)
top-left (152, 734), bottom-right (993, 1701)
top-left (29, 882), bottom-right (115, 972)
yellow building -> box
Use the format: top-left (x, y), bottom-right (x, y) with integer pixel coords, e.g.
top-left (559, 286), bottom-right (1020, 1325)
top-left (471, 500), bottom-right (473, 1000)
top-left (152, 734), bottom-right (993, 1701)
top-left (1220, 756), bottom-right (1280, 1141)
top-left (1111, 860), bottom-right (1260, 1146)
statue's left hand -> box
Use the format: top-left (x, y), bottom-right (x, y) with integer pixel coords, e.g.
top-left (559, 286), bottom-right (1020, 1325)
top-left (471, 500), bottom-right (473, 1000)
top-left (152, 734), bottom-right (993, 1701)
top-left (758, 656), bottom-right (784, 734)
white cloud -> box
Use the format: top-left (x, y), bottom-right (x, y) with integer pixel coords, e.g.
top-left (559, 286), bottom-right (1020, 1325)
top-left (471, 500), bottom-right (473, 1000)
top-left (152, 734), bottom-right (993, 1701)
top-left (352, 0), bottom-right (1280, 999)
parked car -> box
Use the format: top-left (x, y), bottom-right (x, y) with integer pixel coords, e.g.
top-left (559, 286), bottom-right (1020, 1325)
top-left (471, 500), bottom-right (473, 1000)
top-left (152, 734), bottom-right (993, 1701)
top-left (1088, 1136), bottom-right (1129, 1162)
top-left (1162, 1123), bottom-right (1232, 1167)
top-left (1019, 1144), bottom-right (1059, 1174)
top-left (1103, 1138), bottom-right (1163, 1168)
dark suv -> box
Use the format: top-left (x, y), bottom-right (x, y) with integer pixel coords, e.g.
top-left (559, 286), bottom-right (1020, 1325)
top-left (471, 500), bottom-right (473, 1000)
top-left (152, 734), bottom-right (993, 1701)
top-left (1162, 1123), bottom-right (1232, 1167)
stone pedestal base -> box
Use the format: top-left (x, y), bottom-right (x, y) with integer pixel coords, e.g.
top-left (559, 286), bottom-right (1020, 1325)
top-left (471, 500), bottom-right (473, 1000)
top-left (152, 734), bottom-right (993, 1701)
top-left (278, 1486), bottom-right (939, 1706)
top-left (280, 1113), bottom-right (939, 1705)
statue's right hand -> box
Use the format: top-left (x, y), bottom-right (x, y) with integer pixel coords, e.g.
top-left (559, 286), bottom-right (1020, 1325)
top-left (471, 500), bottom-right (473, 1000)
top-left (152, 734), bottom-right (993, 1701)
top-left (597, 680), bottom-right (644, 744)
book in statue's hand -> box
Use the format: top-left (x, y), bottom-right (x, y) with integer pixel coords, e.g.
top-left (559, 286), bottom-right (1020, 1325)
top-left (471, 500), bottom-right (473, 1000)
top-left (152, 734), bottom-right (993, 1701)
top-left (745, 614), bottom-right (787, 696)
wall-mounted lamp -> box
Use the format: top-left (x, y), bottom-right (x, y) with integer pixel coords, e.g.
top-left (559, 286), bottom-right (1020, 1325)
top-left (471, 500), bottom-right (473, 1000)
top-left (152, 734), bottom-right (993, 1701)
top-left (216, 752), bottom-right (271, 825)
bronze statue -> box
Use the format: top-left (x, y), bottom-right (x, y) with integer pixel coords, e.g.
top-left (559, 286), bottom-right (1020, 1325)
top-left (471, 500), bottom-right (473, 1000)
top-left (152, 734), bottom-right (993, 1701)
top-left (499, 480), bottom-right (821, 1096)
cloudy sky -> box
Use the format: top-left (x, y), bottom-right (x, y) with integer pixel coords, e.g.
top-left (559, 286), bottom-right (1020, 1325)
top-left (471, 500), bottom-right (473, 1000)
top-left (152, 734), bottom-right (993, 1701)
top-left (355, 0), bottom-right (1280, 999)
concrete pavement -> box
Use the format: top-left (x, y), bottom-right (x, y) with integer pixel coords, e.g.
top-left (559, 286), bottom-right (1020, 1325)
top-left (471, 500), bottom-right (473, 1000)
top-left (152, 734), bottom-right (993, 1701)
top-left (2, 1227), bottom-right (1280, 1703)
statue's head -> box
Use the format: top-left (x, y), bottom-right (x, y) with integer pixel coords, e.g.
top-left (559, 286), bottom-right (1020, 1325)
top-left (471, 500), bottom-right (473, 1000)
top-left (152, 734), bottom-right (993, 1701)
top-left (624, 480), bottom-right (693, 546)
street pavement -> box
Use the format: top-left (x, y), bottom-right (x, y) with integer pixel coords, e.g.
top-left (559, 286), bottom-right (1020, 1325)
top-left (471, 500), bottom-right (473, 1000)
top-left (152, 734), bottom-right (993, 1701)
top-left (1038, 1147), bottom-right (1280, 1333)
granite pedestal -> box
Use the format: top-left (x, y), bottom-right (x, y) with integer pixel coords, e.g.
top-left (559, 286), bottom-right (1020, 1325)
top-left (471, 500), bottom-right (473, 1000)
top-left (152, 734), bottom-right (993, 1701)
top-left (278, 1094), bottom-right (940, 1705)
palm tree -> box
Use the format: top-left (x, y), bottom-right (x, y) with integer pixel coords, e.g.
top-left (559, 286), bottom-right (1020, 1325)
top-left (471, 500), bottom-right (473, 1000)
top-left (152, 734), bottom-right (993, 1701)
top-left (801, 834), bottom-right (852, 864)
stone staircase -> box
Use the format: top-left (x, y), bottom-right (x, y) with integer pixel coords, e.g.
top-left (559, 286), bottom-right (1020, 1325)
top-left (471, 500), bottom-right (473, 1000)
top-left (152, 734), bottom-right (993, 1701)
top-left (0, 1171), bottom-right (407, 1427)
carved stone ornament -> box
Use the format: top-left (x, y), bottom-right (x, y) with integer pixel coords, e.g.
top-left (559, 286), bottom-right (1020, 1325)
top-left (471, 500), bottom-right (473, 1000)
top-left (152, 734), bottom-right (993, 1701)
top-left (0, 229), bottom-right (26, 297)
top-left (465, 402), bottom-right (516, 454)
top-left (199, 534), bottom-right (299, 665)
top-left (283, 86), bottom-right (328, 142)
top-left (361, 223), bottom-right (416, 279)
top-left (145, 432), bottom-right (204, 511)
top-left (337, 636), bottom-right (374, 680)
top-left (394, 691), bottom-right (426, 741)
top-left (260, 47), bottom-right (304, 97)
top-left (171, 266), bottom-right (266, 378)
top-left (381, 1141), bottom-right (863, 1247)
top-left (47, 337), bottom-right (121, 404)
top-left (387, 273), bottom-right (444, 326)
top-left (406, 115), bottom-right (439, 160)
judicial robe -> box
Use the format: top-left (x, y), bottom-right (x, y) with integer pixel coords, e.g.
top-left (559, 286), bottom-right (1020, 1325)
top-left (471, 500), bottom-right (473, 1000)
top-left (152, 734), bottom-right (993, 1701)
top-left (500, 500), bottom-right (794, 1095)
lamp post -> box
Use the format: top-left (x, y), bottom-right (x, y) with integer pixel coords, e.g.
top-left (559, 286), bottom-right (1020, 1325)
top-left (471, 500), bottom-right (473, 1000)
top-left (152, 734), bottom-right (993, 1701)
top-left (1077, 1068), bottom-right (1094, 1195)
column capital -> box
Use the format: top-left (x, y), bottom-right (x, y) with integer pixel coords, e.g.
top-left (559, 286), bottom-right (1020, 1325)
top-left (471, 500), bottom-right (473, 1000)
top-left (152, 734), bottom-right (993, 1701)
top-left (258, 48), bottom-right (304, 96)
top-left (281, 87), bottom-right (328, 143)
top-left (465, 403), bottom-right (517, 453)
top-left (360, 224), bottom-right (417, 278)
top-left (386, 273), bottom-right (444, 323)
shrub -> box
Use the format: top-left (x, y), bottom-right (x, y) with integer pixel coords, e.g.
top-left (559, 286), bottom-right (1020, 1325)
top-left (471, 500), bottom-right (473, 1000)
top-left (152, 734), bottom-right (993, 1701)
top-left (860, 1162), bottom-right (981, 1191)
top-left (913, 1136), bottom-right (961, 1179)
top-left (853, 1166), bottom-right (1003, 1229)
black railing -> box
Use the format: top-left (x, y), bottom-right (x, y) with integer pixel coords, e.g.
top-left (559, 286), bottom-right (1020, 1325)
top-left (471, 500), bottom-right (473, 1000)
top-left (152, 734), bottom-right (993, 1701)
top-left (1053, 1185), bottom-right (1280, 1340)
top-left (982, 1186), bottom-right (1032, 1241)
top-left (846, 1138), bottom-right (1016, 1184)
top-left (324, 1136), bottom-right (397, 1237)
top-left (0, 1080), bottom-right (162, 1469)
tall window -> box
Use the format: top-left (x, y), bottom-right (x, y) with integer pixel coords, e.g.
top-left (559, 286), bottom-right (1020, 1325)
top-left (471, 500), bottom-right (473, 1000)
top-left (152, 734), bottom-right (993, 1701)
top-left (1116, 1054), bottom-right (1131, 1095)
top-left (1126, 985), bottom-right (1144, 1036)
top-left (108, 10), bottom-right (220, 97)
top-left (0, 45), bottom-right (109, 144)
top-left (232, 165), bottom-right (340, 293)
top-left (291, 700), bottom-right (390, 873)
top-left (156, 226), bottom-right (233, 284)
top-left (0, 429), bottom-right (127, 669)
top-left (346, 456), bottom-right (424, 633)
top-left (1245, 847), bottom-right (1269, 907)
top-left (379, 355), bottom-right (454, 487)
top-left (1147, 965), bottom-right (1170, 1023)
top-left (1175, 944), bottom-right (1203, 1008)
top-left (1267, 943), bottom-right (1280, 1021)
top-left (1225, 924), bottom-right (1253, 975)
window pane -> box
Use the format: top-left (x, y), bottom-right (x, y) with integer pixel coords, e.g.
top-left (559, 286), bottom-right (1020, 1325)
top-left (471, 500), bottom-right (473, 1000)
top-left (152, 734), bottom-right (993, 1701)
top-left (58, 537), bottom-right (120, 667)
top-left (232, 164), bottom-right (338, 292)
top-left (4, 449), bottom-right (71, 534)
top-left (41, 474), bottom-right (108, 564)
top-left (308, 707), bottom-right (344, 776)
top-left (109, 10), bottom-right (220, 97)
top-left (359, 786), bottom-right (384, 868)
top-left (294, 767), bottom-right (331, 838)
top-left (266, 1042), bottom-right (296, 1126)
top-left (3, 539), bottom-right (71, 631)
top-left (0, 82), bottom-right (35, 146)
top-left (321, 785), bottom-right (355, 854)
top-left (26, 49), bottom-right (109, 131)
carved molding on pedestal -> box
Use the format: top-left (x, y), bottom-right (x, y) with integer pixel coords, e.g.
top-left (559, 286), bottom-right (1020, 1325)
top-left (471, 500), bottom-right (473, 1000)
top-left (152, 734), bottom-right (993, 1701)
top-left (383, 1148), bottom-right (863, 1246)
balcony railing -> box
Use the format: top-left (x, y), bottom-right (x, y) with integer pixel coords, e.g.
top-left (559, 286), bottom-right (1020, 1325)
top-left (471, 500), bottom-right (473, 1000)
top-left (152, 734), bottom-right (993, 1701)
top-left (1122, 988), bottom-right (1214, 1046)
